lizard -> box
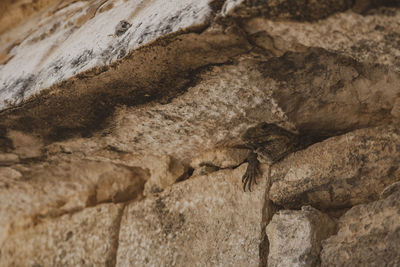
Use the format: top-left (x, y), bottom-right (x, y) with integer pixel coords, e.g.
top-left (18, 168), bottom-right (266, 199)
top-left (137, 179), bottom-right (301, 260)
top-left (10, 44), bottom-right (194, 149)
top-left (237, 122), bottom-right (313, 191)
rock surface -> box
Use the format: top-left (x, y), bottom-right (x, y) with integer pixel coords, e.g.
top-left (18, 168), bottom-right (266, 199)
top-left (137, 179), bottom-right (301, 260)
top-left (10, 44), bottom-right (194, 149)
top-left (270, 125), bottom-right (400, 209)
top-left (116, 164), bottom-right (270, 266)
top-left (0, 0), bottom-right (399, 266)
top-left (266, 206), bottom-right (337, 267)
top-left (0, 157), bottom-right (148, 247)
top-left (0, 203), bottom-right (123, 267)
top-left (0, 0), bottom-right (215, 109)
top-left (320, 185), bottom-right (400, 266)
top-left (142, 154), bottom-right (187, 195)
top-left (244, 6), bottom-right (400, 72)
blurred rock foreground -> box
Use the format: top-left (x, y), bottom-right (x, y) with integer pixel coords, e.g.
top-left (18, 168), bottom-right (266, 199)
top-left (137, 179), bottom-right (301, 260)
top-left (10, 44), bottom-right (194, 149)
top-left (0, 0), bottom-right (400, 266)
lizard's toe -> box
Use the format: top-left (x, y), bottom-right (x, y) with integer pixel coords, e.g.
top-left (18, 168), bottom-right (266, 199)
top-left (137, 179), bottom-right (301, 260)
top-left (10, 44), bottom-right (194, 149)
top-left (242, 162), bottom-right (260, 192)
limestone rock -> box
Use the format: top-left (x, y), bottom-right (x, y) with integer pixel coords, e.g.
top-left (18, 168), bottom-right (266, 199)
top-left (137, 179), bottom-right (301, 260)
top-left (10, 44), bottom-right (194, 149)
top-left (266, 206), bottom-right (337, 267)
top-left (0, 203), bottom-right (123, 266)
top-left (192, 165), bottom-right (220, 177)
top-left (142, 154), bottom-right (187, 195)
top-left (0, 153), bottom-right (19, 165)
top-left (245, 7), bottom-right (400, 71)
top-left (270, 125), bottom-right (400, 209)
top-left (0, 1), bottom-right (399, 266)
top-left (84, 147), bottom-right (188, 196)
top-left (107, 59), bottom-right (293, 165)
top-left (223, 0), bottom-right (354, 21)
top-left (380, 181), bottom-right (400, 199)
top-left (6, 130), bottom-right (43, 159)
top-left (0, 159), bottom-right (148, 247)
top-left (116, 164), bottom-right (270, 266)
top-left (320, 185), bottom-right (400, 266)
top-left (259, 48), bottom-right (399, 136)
top-left (100, 47), bottom-right (400, 166)
top-left (0, 167), bottom-right (22, 180)
top-left (0, 0), bottom-right (59, 36)
top-left (0, 0), bottom-right (216, 110)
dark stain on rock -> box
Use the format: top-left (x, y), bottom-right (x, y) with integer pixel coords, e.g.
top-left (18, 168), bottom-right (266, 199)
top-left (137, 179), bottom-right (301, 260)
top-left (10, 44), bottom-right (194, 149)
top-left (29, 22), bottom-right (61, 44)
top-left (387, 166), bottom-right (399, 177)
top-left (115, 20), bottom-right (132, 36)
top-left (209, 0), bottom-right (226, 14)
top-left (0, 26), bottom-right (249, 142)
top-left (154, 197), bottom-right (185, 240)
top-left (110, 167), bottom-right (148, 203)
top-left (0, 126), bottom-right (13, 152)
top-left (329, 80), bottom-right (345, 93)
top-left (65, 231), bottom-right (73, 241)
top-left (228, 0), bottom-right (354, 21)
top-left (259, 48), bottom-right (395, 136)
top-left (117, 48), bottom-right (126, 59)
top-left (374, 25), bottom-right (385, 31)
top-left (384, 32), bottom-right (400, 46)
top-left (1, 74), bottom-right (36, 105)
top-left (353, 0), bottom-right (400, 14)
top-left (70, 49), bottom-right (93, 68)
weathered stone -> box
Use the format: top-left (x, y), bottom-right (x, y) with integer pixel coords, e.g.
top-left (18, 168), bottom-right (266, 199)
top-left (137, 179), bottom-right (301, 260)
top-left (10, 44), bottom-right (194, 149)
top-left (101, 59), bottom-right (296, 165)
top-left (116, 164), bottom-right (270, 266)
top-left (142, 154), bottom-right (187, 195)
top-left (78, 147), bottom-right (187, 196)
top-left (244, 7), bottom-right (400, 71)
top-left (47, 142), bottom-right (187, 197)
top-left (0, 159), bottom-right (148, 247)
top-left (266, 206), bottom-right (336, 267)
top-left (0, 203), bottom-right (123, 267)
top-left (0, 1), bottom-right (399, 266)
top-left (0, 153), bottom-right (19, 165)
top-left (94, 47), bottom-right (400, 167)
top-left (7, 130), bottom-right (43, 159)
top-left (1, 5), bottom-right (399, 158)
top-left (380, 181), bottom-right (400, 199)
top-left (0, 0), bottom-right (217, 110)
top-left (270, 125), bottom-right (400, 209)
top-left (222, 0), bottom-right (353, 21)
top-left (321, 186), bottom-right (400, 266)
top-left (261, 48), bottom-right (399, 136)
top-left (0, 0), bottom-right (58, 36)
top-left (0, 167), bottom-right (22, 180)
top-left (353, 0), bottom-right (400, 13)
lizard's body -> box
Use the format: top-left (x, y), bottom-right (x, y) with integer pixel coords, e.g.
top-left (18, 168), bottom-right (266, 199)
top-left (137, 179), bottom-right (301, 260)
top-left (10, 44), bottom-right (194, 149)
top-left (239, 122), bottom-right (304, 191)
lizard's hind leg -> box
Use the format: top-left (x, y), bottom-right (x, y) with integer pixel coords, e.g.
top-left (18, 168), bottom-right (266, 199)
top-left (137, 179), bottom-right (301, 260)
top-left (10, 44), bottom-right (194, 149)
top-left (242, 152), bottom-right (261, 191)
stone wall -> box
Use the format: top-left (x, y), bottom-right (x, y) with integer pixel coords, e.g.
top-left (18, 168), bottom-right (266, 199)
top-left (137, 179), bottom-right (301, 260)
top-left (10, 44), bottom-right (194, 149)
top-left (0, 0), bottom-right (399, 266)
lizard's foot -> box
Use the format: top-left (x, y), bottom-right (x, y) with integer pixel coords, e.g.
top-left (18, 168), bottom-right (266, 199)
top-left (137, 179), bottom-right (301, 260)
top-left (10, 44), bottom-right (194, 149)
top-left (242, 152), bottom-right (261, 192)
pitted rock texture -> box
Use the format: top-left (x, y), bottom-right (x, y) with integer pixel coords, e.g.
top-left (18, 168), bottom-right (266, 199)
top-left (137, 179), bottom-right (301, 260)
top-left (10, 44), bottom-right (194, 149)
top-left (260, 48), bottom-right (400, 136)
top-left (270, 125), bottom-right (400, 209)
top-left (142, 154), bottom-right (187, 195)
top-left (222, 0), bottom-right (354, 20)
top-left (116, 164), bottom-right (270, 266)
top-left (0, 0), bottom-right (400, 266)
top-left (266, 206), bottom-right (337, 267)
top-left (47, 51), bottom-right (398, 166)
top-left (320, 185), bottom-right (400, 267)
top-left (0, 0), bottom-right (216, 109)
top-left (0, 203), bottom-right (123, 267)
top-left (245, 7), bottom-right (400, 71)
top-left (0, 24), bottom-right (251, 141)
top-left (0, 156), bottom-right (148, 247)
